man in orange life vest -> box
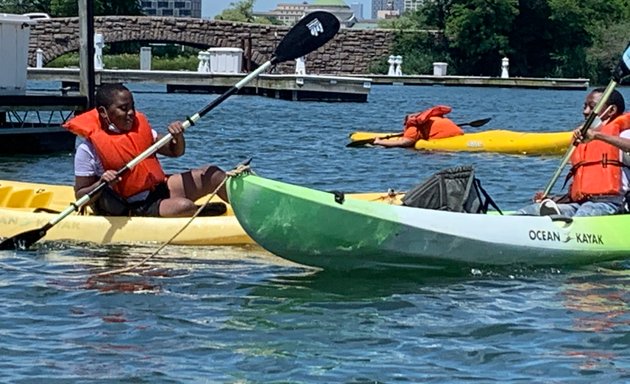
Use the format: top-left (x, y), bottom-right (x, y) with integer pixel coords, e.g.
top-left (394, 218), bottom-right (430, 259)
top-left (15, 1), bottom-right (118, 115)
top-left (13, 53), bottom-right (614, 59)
top-left (373, 105), bottom-right (464, 148)
top-left (65, 83), bottom-right (229, 217)
top-left (518, 88), bottom-right (630, 216)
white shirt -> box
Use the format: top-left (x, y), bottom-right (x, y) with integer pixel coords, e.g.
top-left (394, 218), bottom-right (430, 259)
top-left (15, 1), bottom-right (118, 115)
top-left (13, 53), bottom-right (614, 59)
top-left (74, 130), bottom-right (159, 202)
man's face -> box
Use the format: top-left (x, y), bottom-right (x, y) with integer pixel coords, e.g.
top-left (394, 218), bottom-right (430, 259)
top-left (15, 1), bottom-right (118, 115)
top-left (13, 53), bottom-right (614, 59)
top-left (583, 91), bottom-right (603, 120)
top-left (104, 90), bottom-right (135, 131)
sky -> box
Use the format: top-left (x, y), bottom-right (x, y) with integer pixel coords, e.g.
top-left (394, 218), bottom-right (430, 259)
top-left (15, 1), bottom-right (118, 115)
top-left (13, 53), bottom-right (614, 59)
top-left (202, 0), bottom-right (371, 19)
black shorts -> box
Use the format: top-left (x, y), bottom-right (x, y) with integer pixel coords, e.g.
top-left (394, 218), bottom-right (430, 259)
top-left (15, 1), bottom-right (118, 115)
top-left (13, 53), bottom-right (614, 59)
top-left (92, 183), bottom-right (170, 217)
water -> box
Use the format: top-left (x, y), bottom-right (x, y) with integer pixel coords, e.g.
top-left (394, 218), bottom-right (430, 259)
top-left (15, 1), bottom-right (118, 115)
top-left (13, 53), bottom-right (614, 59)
top-left (1, 82), bottom-right (630, 382)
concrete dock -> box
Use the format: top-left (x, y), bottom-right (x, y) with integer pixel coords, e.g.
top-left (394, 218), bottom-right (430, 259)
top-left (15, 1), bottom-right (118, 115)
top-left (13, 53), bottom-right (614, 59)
top-left (27, 68), bottom-right (373, 102)
top-left (359, 74), bottom-right (589, 90)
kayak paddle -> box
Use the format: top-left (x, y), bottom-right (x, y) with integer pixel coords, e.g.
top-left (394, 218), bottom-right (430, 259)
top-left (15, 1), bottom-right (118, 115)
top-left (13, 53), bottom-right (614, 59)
top-left (541, 40), bottom-right (630, 198)
top-left (346, 117), bottom-right (492, 148)
top-left (0, 11), bottom-right (340, 251)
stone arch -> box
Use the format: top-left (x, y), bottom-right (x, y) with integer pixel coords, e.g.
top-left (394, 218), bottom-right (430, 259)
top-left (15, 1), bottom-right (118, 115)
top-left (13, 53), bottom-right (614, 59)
top-left (28, 16), bottom-right (396, 74)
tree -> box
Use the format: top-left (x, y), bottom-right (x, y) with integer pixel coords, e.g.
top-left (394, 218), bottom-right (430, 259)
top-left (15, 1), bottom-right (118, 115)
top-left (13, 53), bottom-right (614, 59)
top-left (507, 0), bottom-right (555, 77)
top-left (419, 0), bottom-right (453, 29)
top-left (215, 0), bottom-right (275, 24)
top-left (545, 0), bottom-right (626, 78)
top-left (444, 0), bottom-right (519, 75)
top-left (49, 0), bottom-right (142, 17)
top-left (0, 0), bottom-right (51, 13)
top-left (587, 20), bottom-right (630, 84)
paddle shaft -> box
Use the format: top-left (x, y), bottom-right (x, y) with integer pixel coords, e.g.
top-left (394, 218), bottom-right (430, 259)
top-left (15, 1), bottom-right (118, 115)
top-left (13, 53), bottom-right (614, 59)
top-left (541, 40), bottom-right (630, 198)
top-left (0, 11), bottom-right (342, 250)
top-left (541, 80), bottom-right (618, 198)
top-left (46, 61), bottom-right (276, 228)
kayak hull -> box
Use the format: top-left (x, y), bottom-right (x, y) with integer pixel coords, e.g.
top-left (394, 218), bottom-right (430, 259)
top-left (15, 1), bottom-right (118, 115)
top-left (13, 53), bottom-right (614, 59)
top-left (228, 173), bottom-right (630, 270)
top-left (0, 179), bottom-right (253, 246)
top-left (349, 130), bottom-right (572, 155)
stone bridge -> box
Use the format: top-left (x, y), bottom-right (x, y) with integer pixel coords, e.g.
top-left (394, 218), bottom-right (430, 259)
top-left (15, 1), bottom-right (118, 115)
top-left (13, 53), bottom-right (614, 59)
top-left (28, 16), bottom-right (398, 74)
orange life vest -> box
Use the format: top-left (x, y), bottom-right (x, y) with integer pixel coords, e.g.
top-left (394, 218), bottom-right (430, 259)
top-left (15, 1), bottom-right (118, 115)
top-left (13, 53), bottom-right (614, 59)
top-left (569, 113), bottom-right (630, 202)
top-left (403, 105), bottom-right (464, 141)
top-left (64, 109), bottom-right (166, 198)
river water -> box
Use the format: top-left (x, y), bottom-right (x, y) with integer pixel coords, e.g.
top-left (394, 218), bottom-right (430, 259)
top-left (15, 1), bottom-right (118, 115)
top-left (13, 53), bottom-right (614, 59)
top-left (1, 82), bottom-right (629, 382)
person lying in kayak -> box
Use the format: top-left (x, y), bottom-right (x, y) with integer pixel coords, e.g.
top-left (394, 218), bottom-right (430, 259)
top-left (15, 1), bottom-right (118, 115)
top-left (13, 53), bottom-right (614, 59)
top-left (64, 83), bottom-right (229, 217)
top-left (372, 105), bottom-right (464, 147)
top-left (518, 88), bottom-right (630, 217)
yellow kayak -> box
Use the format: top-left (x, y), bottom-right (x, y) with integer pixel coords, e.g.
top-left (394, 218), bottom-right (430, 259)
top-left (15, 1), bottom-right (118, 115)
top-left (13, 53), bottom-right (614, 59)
top-left (0, 179), bottom-right (400, 246)
top-left (0, 179), bottom-right (254, 246)
top-left (349, 129), bottom-right (572, 155)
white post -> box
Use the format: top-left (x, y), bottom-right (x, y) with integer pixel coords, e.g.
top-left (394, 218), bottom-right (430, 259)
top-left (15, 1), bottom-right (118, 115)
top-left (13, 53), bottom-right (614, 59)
top-left (197, 51), bottom-right (205, 72)
top-left (94, 32), bottom-right (104, 70)
top-left (295, 56), bottom-right (306, 75)
top-left (387, 55), bottom-right (396, 76)
top-left (394, 55), bottom-right (403, 76)
top-left (140, 47), bottom-right (152, 70)
top-left (197, 51), bottom-right (210, 73)
top-left (501, 57), bottom-right (509, 78)
top-left (36, 48), bottom-right (43, 68)
top-left (433, 62), bottom-right (448, 76)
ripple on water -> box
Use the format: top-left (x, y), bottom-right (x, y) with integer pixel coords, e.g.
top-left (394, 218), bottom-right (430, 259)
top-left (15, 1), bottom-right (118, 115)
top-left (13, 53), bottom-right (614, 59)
top-left (1, 83), bottom-right (630, 382)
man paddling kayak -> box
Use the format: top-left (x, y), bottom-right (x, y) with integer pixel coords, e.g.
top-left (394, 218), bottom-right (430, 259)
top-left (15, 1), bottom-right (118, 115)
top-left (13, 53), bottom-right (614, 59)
top-left (518, 88), bottom-right (630, 216)
top-left (373, 105), bottom-right (464, 148)
top-left (65, 84), bottom-right (228, 217)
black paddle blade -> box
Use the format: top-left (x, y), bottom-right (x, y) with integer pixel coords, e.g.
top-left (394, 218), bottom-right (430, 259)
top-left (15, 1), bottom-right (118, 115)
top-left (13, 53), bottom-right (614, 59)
top-left (463, 117), bottom-right (492, 128)
top-left (0, 227), bottom-right (47, 251)
top-left (346, 138), bottom-right (375, 148)
top-left (613, 41), bottom-right (630, 82)
top-left (273, 11), bottom-right (340, 64)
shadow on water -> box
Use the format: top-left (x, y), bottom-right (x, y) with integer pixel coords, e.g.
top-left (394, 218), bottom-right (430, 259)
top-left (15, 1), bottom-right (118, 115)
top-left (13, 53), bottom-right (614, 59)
top-left (246, 261), bottom-right (581, 302)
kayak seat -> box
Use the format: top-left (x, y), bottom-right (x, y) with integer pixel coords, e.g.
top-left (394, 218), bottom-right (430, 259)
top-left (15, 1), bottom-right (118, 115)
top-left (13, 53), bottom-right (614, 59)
top-left (549, 215), bottom-right (573, 224)
top-left (29, 190), bottom-right (54, 209)
top-left (0, 186), bottom-right (12, 206)
top-left (5, 189), bottom-right (34, 208)
top-left (198, 202), bottom-right (227, 216)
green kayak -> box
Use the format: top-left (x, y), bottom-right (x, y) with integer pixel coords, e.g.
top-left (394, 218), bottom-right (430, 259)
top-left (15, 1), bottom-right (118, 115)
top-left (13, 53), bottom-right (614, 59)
top-left (227, 172), bottom-right (630, 271)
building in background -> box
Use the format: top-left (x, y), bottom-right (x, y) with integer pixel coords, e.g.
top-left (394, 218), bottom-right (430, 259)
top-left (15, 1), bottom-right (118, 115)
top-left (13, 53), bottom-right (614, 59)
top-left (403, 0), bottom-right (423, 13)
top-left (371, 0), bottom-right (403, 19)
top-left (256, 0), bottom-right (357, 28)
top-left (349, 2), bottom-right (363, 20)
top-left (255, 2), bottom-right (309, 25)
top-left (140, 0), bottom-right (202, 18)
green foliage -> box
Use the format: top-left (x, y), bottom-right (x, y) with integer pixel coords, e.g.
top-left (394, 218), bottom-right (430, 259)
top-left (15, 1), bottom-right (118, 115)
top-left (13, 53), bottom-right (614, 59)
top-left (46, 51), bottom-right (198, 71)
top-left (0, 0), bottom-right (142, 16)
top-left (444, 0), bottom-right (519, 76)
top-left (507, 0), bottom-right (554, 77)
top-left (215, 0), bottom-right (277, 24)
top-left (587, 21), bottom-right (630, 84)
top-left (378, 10), bottom-right (427, 29)
top-left (385, 0), bottom-right (629, 82)
top-left (0, 0), bottom-right (50, 13)
top-left (16, 0), bottom-right (144, 16)
top-left (394, 30), bottom-right (448, 74)
top-left (419, 0), bottom-right (452, 29)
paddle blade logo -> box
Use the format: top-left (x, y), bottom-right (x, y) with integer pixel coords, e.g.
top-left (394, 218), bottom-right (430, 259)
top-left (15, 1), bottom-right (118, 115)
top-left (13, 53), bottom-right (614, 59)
top-left (306, 18), bottom-right (324, 36)
top-left (272, 11), bottom-right (339, 63)
top-left (614, 41), bottom-right (630, 82)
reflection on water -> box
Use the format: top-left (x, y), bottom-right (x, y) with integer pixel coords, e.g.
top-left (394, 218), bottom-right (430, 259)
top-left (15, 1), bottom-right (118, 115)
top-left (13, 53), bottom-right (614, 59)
top-left (559, 264), bottom-right (630, 372)
top-left (2, 83), bottom-right (630, 382)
